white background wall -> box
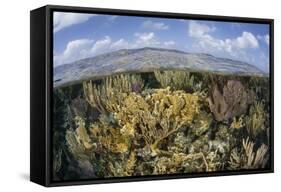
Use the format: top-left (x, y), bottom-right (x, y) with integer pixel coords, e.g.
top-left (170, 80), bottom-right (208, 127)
top-left (0, 0), bottom-right (279, 191)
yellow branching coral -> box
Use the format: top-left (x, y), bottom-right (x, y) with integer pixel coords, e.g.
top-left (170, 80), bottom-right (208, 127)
top-left (120, 123), bottom-right (135, 137)
top-left (83, 74), bottom-right (144, 115)
top-left (153, 152), bottom-right (210, 174)
top-left (114, 87), bottom-right (200, 155)
top-left (245, 101), bottom-right (267, 136)
top-left (205, 150), bottom-right (223, 172)
top-left (83, 78), bottom-right (123, 115)
top-left (190, 111), bottom-right (213, 136)
top-left (107, 150), bottom-right (136, 177)
top-left (83, 80), bottom-right (108, 115)
top-left (89, 119), bottom-right (136, 176)
top-left (154, 70), bottom-right (195, 91)
top-left (229, 137), bottom-right (269, 169)
top-left (124, 151), bottom-right (136, 176)
top-left (230, 116), bottom-right (245, 129)
top-left (90, 121), bottom-right (130, 154)
top-left (56, 71), bottom-right (271, 178)
top-left (75, 116), bottom-right (93, 150)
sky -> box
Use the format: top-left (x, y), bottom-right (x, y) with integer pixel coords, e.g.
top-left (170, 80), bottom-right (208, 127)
top-left (53, 11), bottom-right (270, 73)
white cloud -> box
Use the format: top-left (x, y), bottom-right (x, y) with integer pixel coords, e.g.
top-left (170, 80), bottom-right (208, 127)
top-left (189, 21), bottom-right (216, 38)
top-left (134, 32), bottom-right (160, 47)
top-left (234, 32), bottom-right (259, 49)
top-left (188, 21), bottom-right (259, 58)
top-left (54, 32), bottom-right (176, 66)
top-left (54, 37), bottom-right (112, 65)
top-left (142, 20), bottom-right (169, 30)
top-left (134, 32), bottom-right (155, 41)
top-left (187, 21), bottom-right (269, 71)
top-left (54, 39), bottom-right (93, 65)
top-left (90, 36), bottom-right (112, 53)
top-left (133, 32), bottom-right (175, 48)
top-left (163, 41), bottom-right (176, 46)
top-left (257, 34), bottom-right (269, 45)
top-left (110, 39), bottom-right (129, 50)
top-left (54, 12), bottom-right (94, 33)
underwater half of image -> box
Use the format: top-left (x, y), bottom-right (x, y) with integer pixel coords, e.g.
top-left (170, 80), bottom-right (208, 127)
top-left (52, 70), bottom-right (271, 181)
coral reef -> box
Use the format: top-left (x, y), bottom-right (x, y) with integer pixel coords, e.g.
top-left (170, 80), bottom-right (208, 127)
top-left (90, 120), bottom-right (130, 154)
top-left (245, 101), bottom-right (267, 137)
top-left (53, 70), bottom-right (270, 180)
top-left (83, 74), bottom-right (144, 115)
top-left (190, 111), bottom-right (213, 136)
top-left (229, 138), bottom-right (269, 169)
top-left (154, 70), bottom-right (195, 91)
top-left (114, 87), bottom-right (200, 155)
top-left (230, 116), bottom-right (245, 129)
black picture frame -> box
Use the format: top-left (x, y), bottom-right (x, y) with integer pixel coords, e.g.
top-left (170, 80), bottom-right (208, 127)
top-left (30, 4), bottom-right (274, 187)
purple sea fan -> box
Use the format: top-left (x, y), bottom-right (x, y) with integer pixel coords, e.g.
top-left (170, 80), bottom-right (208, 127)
top-left (131, 83), bottom-right (142, 93)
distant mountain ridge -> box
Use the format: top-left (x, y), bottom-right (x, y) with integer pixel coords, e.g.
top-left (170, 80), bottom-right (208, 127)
top-left (54, 47), bottom-right (267, 88)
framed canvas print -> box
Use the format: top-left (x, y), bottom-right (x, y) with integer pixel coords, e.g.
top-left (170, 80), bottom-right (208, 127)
top-left (30, 5), bottom-right (274, 187)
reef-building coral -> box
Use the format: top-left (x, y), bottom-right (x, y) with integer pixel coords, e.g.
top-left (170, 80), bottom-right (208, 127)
top-left (90, 121), bottom-right (130, 154)
top-left (245, 101), bottom-right (267, 136)
top-left (229, 137), bottom-right (269, 169)
top-left (154, 70), bottom-right (195, 91)
top-left (190, 111), bottom-right (213, 136)
top-left (230, 116), bottom-right (245, 129)
top-left (53, 70), bottom-right (270, 180)
top-left (83, 73), bottom-right (144, 115)
top-left (153, 152), bottom-right (209, 174)
top-left (114, 87), bottom-right (200, 155)
top-left (83, 80), bottom-right (108, 115)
